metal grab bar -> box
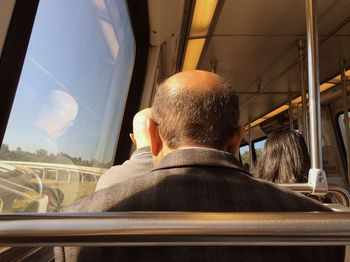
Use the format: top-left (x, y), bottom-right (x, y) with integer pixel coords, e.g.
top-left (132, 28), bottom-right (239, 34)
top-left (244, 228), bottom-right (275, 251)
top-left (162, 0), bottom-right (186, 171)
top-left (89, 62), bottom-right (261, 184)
top-left (305, 0), bottom-right (328, 194)
top-left (329, 185), bottom-right (350, 207)
top-left (280, 183), bottom-right (350, 207)
top-left (1, 212), bottom-right (350, 246)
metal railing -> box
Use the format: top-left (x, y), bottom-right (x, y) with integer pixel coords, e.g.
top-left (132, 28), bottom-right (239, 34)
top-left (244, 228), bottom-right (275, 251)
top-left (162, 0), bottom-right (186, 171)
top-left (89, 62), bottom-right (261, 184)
top-left (1, 212), bottom-right (350, 246)
top-left (281, 183), bottom-right (350, 207)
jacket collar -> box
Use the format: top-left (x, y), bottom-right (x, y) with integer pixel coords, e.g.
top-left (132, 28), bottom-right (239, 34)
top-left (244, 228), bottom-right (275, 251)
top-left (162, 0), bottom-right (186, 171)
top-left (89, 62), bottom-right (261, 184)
top-left (130, 146), bottom-right (151, 159)
top-left (153, 147), bottom-right (251, 176)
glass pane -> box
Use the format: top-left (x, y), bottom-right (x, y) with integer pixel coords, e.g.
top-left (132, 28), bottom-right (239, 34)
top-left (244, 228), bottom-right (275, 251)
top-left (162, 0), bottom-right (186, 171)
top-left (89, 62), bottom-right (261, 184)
top-left (321, 110), bottom-right (341, 177)
top-left (338, 112), bottom-right (350, 155)
top-left (0, 0), bottom-right (135, 213)
top-left (254, 139), bottom-right (266, 160)
top-left (239, 145), bottom-right (250, 171)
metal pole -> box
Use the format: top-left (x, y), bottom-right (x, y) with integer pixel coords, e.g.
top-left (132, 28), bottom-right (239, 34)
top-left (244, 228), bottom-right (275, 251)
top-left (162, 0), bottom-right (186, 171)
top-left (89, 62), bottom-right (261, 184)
top-left (341, 61), bottom-right (350, 185)
top-left (305, 0), bottom-right (327, 194)
top-left (210, 60), bottom-right (217, 73)
top-left (298, 39), bottom-right (309, 147)
top-left (3, 212), bottom-right (350, 246)
top-left (248, 124), bottom-right (253, 172)
top-left (289, 96), bottom-right (293, 130)
top-left (297, 104), bottom-right (303, 134)
top-left (139, 46), bottom-right (160, 109)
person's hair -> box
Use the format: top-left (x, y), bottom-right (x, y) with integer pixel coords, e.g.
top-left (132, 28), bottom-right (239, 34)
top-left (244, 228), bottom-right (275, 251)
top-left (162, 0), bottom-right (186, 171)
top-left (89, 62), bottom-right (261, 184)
top-left (152, 77), bottom-right (239, 150)
top-left (253, 130), bottom-right (310, 183)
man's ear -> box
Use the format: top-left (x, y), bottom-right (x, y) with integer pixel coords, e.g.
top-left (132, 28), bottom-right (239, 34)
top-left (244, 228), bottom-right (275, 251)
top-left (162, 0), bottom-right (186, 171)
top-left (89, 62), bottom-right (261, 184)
top-left (129, 133), bottom-right (137, 145)
top-left (227, 125), bottom-right (245, 156)
top-left (147, 118), bottom-right (162, 156)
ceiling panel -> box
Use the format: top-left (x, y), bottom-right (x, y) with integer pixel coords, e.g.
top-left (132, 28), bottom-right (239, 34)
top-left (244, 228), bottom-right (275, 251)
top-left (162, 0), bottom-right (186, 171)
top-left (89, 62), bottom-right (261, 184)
top-left (198, 0), bottom-right (350, 125)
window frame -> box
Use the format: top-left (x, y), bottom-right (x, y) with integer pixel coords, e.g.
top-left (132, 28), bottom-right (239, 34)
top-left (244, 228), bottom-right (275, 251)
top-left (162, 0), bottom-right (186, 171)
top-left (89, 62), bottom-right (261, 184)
top-left (335, 110), bottom-right (350, 168)
top-left (238, 142), bottom-right (249, 165)
top-left (239, 136), bottom-right (267, 166)
top-left (114, 0), bottom-right (150, 165)
top-left (0, 0), bottom-right (149, 259)
top-left (252, 136), bottom-right (267, 162)
top-left (0, 0), bottom-right (39, 146)
top-left (0, 2), bottom-right (41, 259)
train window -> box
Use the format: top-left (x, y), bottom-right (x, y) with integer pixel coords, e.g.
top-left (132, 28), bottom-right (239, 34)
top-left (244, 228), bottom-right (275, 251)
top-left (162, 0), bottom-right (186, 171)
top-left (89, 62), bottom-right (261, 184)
top-left (338, 112), bottom-right (350, 155)
top-left (239, 145), bottom-right (250, 168)
top-left (321, 110), bottom-right (341, 177)
top-left (253, 139), bottom-right (266, 160)
top-left (0, 0), bottom-right (135, 213)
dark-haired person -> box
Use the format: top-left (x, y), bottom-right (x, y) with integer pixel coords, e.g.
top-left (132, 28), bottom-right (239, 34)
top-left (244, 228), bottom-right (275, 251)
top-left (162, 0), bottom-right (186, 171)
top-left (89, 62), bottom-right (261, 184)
top-left (252, 130), bottom-right (332, 202)
top-left (253, 130), bottom-right (310, 183)
top-left (95, 108), bottom-right (153, 191)
top-left (55, 70), bottom-right (344, 262)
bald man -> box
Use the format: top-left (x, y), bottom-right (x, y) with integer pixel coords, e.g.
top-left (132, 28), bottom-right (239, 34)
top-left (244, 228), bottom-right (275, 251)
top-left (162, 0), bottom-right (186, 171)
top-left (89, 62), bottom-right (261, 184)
top-left (95, 108), bottom-right (153, 191)
top-left (55, 71), bottom-right (344, 262)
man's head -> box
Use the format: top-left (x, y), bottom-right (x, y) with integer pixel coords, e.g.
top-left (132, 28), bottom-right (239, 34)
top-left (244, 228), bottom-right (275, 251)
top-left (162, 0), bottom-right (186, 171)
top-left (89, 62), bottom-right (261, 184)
top-left (149, 70), bottom-right (244, 162)
top-left (130, 108), bottom-right (152, 149)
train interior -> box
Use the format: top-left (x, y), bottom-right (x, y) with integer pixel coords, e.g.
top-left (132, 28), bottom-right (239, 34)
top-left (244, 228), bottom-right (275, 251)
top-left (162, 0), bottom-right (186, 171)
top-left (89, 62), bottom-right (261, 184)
top-left (0, 0), bottom-right (350, 260)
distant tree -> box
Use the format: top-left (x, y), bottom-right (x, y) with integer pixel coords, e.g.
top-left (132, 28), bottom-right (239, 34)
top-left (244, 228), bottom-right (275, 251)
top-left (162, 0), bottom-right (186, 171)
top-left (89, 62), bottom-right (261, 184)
top-left (35, 149), bottom-right (49, 162)
top-left (1, 144), bottom-right (9, 153)
top-left (0, 144), bottom-right (109, 168)
top-left (0, 144), bottom-right (10, 159)
top-left (255, 149), bottom-right (263, 160)
top-left (241, 151), bottom-right (250, 165)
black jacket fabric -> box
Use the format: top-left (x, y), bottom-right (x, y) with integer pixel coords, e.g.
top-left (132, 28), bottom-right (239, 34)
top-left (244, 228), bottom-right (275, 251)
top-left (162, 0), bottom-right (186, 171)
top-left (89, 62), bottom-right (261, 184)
top-left (55, 148), bottom-right (344, 262)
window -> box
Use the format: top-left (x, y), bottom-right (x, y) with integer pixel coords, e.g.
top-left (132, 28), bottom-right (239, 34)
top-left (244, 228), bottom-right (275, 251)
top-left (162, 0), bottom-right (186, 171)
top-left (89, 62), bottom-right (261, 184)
top-left (0, 0), bottom-right (135, 213)
top-left (338, 112), bottom-right (350, 155)
top-left (239, 138), bottom-right (266, 171)
top-left (321, 110), bottom-right (341, 177)
top-left (253, 139), bottom-right (266, 161)
top-left (239, 145), bottom-right (250, 170)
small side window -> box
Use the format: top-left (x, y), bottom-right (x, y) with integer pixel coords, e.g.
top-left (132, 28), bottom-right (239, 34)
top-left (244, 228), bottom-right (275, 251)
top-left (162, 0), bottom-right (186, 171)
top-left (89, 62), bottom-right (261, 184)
top-left (239, 145), bottom-right (250, 170)
top-left (338, 112), bottom-right (350, 155)
top-left (253, 139), bottom-right (266, 161)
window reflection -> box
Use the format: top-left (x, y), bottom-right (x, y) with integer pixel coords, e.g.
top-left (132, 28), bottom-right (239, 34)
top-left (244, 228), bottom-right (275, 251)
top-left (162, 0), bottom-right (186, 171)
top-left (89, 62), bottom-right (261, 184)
top-left (0, 0), bottom-right (135, 213)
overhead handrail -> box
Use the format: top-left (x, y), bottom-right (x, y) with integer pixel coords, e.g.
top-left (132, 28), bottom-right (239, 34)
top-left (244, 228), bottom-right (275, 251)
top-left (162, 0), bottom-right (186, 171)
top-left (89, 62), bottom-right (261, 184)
top-left (240, 14), bottom-right (350, 110)
top-left (1, 212), bottom-right (350, 246)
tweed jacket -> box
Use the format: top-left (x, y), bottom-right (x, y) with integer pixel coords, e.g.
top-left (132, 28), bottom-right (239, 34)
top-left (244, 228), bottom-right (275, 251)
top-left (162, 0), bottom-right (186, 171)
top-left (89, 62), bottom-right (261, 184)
top-left (95, 147), bottom-right (153, 191)
top-left (55, 148), bottom-right (344, 262)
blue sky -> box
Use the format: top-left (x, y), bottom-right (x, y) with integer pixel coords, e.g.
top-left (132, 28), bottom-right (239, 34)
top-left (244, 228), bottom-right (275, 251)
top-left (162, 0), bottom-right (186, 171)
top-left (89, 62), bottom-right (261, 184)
top-left (2, 0), bottom-right (135, 164)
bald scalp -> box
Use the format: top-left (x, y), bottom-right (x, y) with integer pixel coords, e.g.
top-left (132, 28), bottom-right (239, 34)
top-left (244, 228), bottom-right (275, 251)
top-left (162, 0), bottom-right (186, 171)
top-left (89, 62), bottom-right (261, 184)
top-left (152, 70), bottom-right (239, 150)
top-left (130, 108), bottom-right (152, 149)
top-left (133, 108), bottom-right (151, 132)
top-left (164, 70), bottom-right (225, 93)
